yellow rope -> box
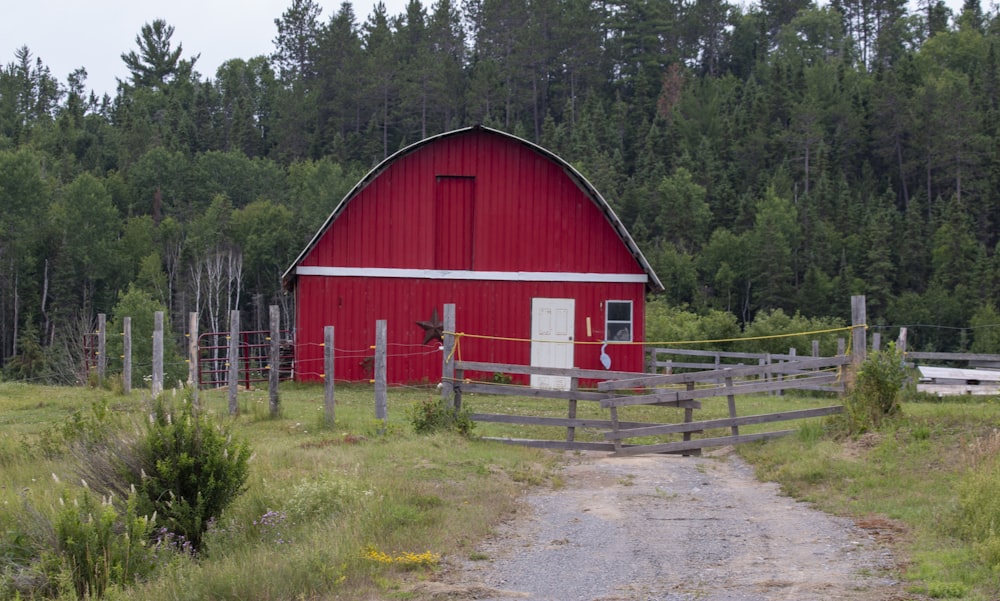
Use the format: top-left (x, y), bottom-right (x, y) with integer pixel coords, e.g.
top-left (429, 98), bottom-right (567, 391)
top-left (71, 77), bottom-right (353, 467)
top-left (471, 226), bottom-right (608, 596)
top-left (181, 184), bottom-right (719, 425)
top-left (445, 334), bottom-right (462, 364)
top-left (443, 325), bottom-right (860, 347)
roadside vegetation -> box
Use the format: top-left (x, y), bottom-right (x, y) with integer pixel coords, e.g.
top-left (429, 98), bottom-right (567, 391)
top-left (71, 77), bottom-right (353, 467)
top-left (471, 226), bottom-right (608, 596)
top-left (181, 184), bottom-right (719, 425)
top-left (740, 347), bottom-right (1000, 600)
top-left (4, 356), bottom-right (1000, 600)
top-left (0, 382), bottom-right (556, 600)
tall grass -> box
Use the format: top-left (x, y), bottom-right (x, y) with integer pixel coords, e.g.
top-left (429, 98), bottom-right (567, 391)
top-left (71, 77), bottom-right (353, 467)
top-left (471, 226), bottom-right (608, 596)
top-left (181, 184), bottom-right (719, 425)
top-left (0, 383), bottom-right (556, 600)
top-left (9, 380), bottom-right (1000, 599)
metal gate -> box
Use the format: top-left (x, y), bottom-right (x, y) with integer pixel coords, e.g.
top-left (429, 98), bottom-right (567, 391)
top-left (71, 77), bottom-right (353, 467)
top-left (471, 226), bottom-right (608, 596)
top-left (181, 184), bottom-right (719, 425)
top-left (197, 330), bottom-right (294, 389)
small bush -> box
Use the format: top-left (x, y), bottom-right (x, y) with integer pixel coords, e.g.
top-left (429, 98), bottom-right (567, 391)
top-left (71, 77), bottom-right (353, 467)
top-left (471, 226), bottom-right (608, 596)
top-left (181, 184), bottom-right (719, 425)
top-left (127, 397), bottom-right (251, 552)
top-left (842, 344), bottom-right (907, 434)
top-left (408, 397), bottom-right (474, 436)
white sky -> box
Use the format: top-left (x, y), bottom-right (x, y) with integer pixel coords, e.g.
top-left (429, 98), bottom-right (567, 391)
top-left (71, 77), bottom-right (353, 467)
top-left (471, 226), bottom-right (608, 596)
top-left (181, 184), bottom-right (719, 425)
top-left (1, 1), bottom-right (410, 98)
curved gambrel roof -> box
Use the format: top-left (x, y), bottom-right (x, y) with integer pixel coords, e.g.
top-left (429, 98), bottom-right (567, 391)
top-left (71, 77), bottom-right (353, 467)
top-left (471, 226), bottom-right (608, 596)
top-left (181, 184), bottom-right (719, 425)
top-left (282, 125), bottom-right (663, 292)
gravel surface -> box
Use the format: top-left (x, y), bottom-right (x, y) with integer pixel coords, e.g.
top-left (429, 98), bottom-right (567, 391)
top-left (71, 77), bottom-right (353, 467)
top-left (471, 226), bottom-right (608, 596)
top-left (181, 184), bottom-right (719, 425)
top-left (409, 449), bottom-right (910, 601)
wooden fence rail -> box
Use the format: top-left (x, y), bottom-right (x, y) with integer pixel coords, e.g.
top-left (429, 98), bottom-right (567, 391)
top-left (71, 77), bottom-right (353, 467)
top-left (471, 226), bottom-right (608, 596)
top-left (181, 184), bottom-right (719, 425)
top-left (451, 352), bottom-right (849, 456)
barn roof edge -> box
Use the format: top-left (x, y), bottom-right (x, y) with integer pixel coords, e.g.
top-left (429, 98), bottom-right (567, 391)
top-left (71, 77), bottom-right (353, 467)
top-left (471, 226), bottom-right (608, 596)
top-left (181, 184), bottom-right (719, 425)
top-left (281, 125), bottom-right (664, 292)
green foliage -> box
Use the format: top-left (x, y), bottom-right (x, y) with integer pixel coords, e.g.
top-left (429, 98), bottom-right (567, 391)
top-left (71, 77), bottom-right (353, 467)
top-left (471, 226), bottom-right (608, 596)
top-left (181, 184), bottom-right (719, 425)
top-left (970, 304), bottom-right (1000, 354)
top-left (284, 476), bottom-right (361, 523)
top-left (2, 319), bottom-right (50, 382)
top-left (8, 0), bottom-right (1000, 391)
top-left (491, 372), bottom-right (513, 385)
top-left (842, 344), bottom-right (908, 434)
top-left (950, 430), bottom-right (1000, 575)
top-left (644, 302), bottom-right (844, 356)
top-left (644, 302), bottom-right (740, 348)
top-left (956, 463), bottom-right (1000, 569)
top-left (53, 492), bottom-right (156, 599)
top-left (407, 397), bottom-right (474, 437)
top-left (35, 397), bottom-right (120, 459)
top-left (739, 309), bottom-right (846, 355)
top-left (106, 286), bottom-right (186, 390)
top-left (127, 397), bottom-right (251, 552)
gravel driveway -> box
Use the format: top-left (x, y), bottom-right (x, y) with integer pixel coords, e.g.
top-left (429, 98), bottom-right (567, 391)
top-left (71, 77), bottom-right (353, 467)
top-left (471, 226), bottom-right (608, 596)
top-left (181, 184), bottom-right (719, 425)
top-left (410, 449), bottom-right (909, 601)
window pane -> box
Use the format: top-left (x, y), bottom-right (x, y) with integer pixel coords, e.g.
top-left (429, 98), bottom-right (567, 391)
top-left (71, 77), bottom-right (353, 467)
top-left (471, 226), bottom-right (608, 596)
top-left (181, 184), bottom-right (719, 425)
top-left (607, 323), bottom-right (631, 342)
top-left (607, 301), bottom-right (631, 321)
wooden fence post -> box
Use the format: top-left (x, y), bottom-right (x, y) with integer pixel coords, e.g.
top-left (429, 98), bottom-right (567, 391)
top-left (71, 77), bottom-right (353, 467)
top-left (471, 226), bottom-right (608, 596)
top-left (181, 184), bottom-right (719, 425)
top-left (850, 295), bottom-right (867, 388)
top-left (152, 311), bottom-right (164, 398)
top-left (725, 372), bottom-right (738, 436)
top-left (228, 310), bottom-right (239, 416)
top-left (97, 313), bottom-right (106, 386)
top-left (442, 304), bottom-right (456, 405)
top-left (188, 312), bottom-right (199, 407)
top-left (324, 326), bottom-right (335, 426)
top-left (851, 295), bottom-right (867, 366)
top-left (122, 317), bottom-right (132, 394)
top-left (375, 320), bottom-right (387, 429)
top-left (567, 377), bottom-right (579, 442)
top-left (872, 332), bottom-right (881, 352)
top-left (269, 305), bottom-right (280, 417)
top-left (897, 327), bottom-right (908, 354)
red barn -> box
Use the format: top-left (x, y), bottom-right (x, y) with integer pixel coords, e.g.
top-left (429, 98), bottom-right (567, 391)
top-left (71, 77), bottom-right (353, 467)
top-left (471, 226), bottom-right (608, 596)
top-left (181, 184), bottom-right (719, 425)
top-left (281, 126), bottom-right (662, 385)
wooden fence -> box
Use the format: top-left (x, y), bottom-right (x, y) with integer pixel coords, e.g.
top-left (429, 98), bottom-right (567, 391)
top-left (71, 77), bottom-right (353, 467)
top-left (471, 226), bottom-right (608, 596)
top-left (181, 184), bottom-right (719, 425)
top-left (451, 353), bottom-right (849, 456)
top-left (645, 341), bottom-right (846, 395)
top-left (597, 355), bottom-right (847, 455)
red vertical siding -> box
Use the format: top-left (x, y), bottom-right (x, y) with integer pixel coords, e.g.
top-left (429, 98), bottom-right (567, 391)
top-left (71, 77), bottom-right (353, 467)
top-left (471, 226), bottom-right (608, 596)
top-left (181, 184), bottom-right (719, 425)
top-left (291, 128), bottom-right (654, 385)
top-left (435, 177), bottom-right (475, 270)
top-left (298, 130), bottom-right (644, 276)
top-left (295, 276), bottom-right (646, 384)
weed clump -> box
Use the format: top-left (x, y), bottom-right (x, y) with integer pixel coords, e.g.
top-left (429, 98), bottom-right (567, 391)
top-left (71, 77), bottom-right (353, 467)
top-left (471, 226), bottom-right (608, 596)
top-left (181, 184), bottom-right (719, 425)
top-left (53, 492), bottom-right (157, 599)
top-left (408, 396), bottom-right (474, 436)
top-left (841, 344), bottom-right (908, 434)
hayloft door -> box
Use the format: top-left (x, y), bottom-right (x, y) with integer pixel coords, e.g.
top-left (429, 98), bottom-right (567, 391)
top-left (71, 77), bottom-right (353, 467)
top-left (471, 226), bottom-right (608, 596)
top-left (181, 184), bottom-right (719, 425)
top-left (435, 176), bottom-right (475, 270)
top-left (530, 298), bottom-right (574, 390)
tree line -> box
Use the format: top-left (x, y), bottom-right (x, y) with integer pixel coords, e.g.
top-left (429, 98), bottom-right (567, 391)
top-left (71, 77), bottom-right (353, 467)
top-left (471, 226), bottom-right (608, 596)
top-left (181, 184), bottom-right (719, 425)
top-left (3, 0), bottom-right (1000, 382)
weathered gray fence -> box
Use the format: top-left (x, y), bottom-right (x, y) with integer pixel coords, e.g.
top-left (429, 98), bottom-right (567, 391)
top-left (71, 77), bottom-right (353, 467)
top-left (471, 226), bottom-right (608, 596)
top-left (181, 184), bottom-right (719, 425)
top-left (597, 354), bottom-right (848, 455)
top-left (450, 353), bottom-right (849, 456)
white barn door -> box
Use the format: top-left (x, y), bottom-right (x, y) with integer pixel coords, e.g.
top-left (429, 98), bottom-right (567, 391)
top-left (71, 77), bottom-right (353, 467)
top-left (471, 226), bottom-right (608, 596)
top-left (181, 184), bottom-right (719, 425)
top-left (530, 298), bottom-right (574, 390)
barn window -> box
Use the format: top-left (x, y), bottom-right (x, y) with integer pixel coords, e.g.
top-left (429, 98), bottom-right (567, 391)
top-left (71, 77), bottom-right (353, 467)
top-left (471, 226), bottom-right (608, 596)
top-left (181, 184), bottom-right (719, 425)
top-left (606, 301), bottom-right (632, 342)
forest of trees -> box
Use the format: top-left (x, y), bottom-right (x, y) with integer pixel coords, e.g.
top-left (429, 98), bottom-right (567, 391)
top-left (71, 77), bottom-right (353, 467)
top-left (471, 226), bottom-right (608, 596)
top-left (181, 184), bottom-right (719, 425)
top-left (3, 0), bottom-right (1000, 383)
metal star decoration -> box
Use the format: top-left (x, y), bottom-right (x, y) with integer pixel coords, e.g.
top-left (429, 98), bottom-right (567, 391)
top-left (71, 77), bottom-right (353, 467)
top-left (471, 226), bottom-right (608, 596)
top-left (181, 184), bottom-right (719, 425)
top-left (416, 307), bottom-right (444, 345)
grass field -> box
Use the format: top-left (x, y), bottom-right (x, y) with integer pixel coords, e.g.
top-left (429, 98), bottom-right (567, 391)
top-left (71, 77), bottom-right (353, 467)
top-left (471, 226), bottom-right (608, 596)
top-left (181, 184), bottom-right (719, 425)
top-left (1, 380), bottom-right (999, 599)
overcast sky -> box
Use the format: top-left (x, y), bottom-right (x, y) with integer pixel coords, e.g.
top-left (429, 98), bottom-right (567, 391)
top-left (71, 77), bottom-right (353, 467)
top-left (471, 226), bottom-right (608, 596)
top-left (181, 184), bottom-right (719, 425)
top-left (1, 1), bottom-right (410, 98)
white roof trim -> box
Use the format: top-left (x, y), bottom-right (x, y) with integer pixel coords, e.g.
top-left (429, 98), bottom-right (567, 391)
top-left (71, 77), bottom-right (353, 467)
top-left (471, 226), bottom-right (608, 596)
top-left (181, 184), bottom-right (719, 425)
top-left (296, 266), bottom-right (649, 284)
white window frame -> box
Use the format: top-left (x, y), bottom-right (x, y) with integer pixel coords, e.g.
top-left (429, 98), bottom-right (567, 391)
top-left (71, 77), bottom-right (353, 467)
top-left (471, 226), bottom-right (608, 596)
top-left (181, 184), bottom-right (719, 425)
top-left (605, 300), bottom-right (633, 343)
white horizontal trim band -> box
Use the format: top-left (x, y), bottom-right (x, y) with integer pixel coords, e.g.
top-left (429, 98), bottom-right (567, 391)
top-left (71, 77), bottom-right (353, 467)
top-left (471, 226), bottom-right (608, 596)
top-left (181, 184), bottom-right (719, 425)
top-left (296, 266), bottom-right (648, 284)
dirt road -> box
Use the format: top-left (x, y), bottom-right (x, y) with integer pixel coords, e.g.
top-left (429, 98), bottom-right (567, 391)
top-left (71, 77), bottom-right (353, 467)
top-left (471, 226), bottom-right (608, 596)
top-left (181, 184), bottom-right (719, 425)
top-left (410, 449), bottom-right (911, 601)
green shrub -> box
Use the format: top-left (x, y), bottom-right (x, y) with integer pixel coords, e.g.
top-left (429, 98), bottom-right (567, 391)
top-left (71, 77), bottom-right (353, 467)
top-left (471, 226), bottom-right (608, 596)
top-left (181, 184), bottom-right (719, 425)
top-left (843, 343), bottom-right (907, 434)
top-left (408, 397), bottom-right (474, 436)
top-left (126, 397), bottom-right (251, 552)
